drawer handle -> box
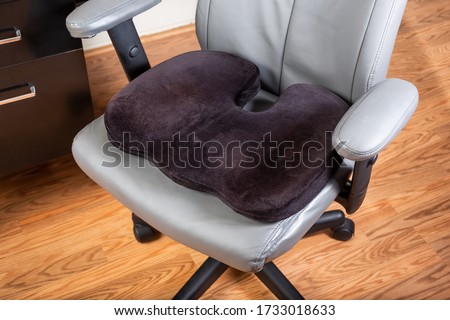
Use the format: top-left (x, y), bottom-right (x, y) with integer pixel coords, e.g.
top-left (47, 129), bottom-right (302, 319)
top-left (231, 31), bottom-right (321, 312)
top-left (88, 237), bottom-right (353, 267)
top-left (0, 27), bottom-right (22, 45)
top-left (0, 83), bottom-right (36, 106)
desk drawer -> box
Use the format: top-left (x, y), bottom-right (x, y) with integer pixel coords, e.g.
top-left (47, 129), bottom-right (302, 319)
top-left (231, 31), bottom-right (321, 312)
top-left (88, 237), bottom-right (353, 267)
top-left (0, 50), bottom-right (93, 176)
top-left (0, 0), bottom-right (80, 68)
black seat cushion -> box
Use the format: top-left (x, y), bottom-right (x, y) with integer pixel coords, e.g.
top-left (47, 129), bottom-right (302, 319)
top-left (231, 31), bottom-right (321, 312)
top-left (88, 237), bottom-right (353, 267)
top-left (105, 51), bottom-right (349, 222)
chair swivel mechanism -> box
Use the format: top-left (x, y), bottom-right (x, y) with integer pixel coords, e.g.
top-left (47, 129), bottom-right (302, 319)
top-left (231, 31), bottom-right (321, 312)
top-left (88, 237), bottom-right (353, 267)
top-left (66, 0), bottom-right (418, 299)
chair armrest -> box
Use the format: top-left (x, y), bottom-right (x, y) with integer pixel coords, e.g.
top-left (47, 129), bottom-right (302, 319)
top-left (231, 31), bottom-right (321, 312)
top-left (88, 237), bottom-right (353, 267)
top-left (66, 0), bottom-right (161, 38)
top-left (332, 78), bottom-right (419, 161)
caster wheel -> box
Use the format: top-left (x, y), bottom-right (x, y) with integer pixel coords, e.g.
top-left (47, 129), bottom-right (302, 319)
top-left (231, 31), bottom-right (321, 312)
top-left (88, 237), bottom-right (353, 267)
top-left (132, 213), bottom-right (159, 243)
top-left (331, 218), bottom-right (355, 241)
top-left (133, 224), bottom-right (157, 243)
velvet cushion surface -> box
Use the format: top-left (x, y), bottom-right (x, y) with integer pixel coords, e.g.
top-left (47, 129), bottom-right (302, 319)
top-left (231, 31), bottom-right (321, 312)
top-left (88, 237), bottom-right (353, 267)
top-left (105, 51), bottom-right (349, 222)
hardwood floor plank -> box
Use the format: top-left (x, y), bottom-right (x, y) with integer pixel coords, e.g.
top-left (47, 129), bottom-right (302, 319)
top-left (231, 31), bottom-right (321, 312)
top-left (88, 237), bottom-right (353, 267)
top-left (0, 246), bottom-right (107, 299)
top-left (292, 246), bottom-right (442, 299)
top-left (363, 262), bottom-right (450, 300)
top-left (0, 220), bottom-right (21, 242)
top-left (430, 237), bottom-right (450, 266)
top-left (66, 255), bottom-right (196, 300)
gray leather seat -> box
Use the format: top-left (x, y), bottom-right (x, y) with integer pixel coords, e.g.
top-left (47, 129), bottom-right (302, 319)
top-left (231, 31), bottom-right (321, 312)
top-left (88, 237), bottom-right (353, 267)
top-left (67, 0), bottom-right (418, 299)
top-left (73, 96), bottom-right (353, 273)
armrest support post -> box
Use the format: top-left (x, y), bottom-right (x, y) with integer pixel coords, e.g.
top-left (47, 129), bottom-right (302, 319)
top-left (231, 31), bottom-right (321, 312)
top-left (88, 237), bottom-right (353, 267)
top-left (336, 156), bottom-right (377, 214)
top-left (108, 19), bottom-right (150, 81)
top-left (333, 78), bottom-right (418, 214)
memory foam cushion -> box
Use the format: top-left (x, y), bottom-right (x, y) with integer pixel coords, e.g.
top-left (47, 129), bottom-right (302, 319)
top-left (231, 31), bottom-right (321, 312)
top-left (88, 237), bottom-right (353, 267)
top-left (105, 51), bottom-right (349, 222)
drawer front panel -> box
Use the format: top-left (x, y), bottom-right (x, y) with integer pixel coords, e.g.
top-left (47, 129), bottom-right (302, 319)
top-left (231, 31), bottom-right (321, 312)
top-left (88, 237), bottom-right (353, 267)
top-left (0, 50), bottom-right (93, 175)
top-left (0, 0), bottom-right (81, 68)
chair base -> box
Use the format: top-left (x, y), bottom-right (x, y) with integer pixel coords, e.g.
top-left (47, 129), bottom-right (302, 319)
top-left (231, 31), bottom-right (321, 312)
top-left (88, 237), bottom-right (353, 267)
top-left (166, 210), bottom-right (353, 299)
top-left (255, 261), bottom-right (305, 300)
top-left (172, 257), bottom-right (305, 300)
top-left (173, 257), bottom-right (229, 300)
top-left (305, 210), bottom-right (355, 241)
top-left (132, 213), bottom-right (159, 243)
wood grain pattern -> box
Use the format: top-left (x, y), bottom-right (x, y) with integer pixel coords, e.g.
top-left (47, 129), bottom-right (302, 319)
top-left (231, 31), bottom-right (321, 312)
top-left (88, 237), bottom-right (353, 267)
top-left (0, 0), bottom-right (449, 299)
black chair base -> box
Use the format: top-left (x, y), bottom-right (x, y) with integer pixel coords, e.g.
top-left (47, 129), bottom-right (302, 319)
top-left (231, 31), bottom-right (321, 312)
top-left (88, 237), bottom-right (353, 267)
top-left (173, 257), bottom-right (229, 300)
top-left (173, 257), bottom-right (305, 300)
top-left (132, 213), bottom-right (159, 243)
top-left (305, 210), bottom-right (355, 241)
top-left (166, 210), bottom-right (354, 300)
top-left (255, 261), bottom-right (305, 300)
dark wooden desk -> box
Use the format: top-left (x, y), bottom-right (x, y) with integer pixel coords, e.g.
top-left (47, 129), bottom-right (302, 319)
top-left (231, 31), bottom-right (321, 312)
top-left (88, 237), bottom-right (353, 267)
top-left (0, 0), bottom-right (93, 176)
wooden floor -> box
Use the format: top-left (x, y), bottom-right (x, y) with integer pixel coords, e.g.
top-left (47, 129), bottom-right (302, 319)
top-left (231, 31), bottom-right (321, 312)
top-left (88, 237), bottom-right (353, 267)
top-left (1, 0), bottom-right (449, 299)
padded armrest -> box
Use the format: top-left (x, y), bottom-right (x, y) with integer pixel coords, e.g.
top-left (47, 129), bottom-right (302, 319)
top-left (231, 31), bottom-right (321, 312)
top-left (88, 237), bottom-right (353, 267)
top-left (332, 78), bottom-right (419, 161)
top-left (66, 0), bottom-right (161, 38)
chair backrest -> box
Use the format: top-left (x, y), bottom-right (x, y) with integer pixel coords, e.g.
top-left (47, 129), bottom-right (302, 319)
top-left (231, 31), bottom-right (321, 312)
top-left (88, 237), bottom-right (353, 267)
top-left (196, 0), bottom-right (407, 103)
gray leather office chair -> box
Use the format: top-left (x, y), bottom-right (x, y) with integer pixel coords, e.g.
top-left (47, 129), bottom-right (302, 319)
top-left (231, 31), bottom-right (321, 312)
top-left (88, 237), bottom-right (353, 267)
top-left (66, 0), bottom-right (418, 299)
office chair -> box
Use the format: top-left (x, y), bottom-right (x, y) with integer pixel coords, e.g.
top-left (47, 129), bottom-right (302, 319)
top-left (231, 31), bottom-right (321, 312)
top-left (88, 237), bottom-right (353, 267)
top-left (66, 0), bottom-right (418, 299)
